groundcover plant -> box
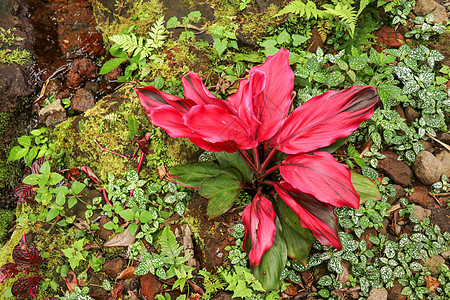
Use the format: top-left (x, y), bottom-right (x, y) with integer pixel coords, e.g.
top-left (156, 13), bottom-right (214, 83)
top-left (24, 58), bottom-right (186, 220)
top-left (136, 48), bottom-right (380, 289)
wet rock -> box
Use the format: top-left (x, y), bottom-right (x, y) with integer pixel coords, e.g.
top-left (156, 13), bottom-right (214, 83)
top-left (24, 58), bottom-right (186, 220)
top-left (377, 151), bottom-right (413, 187)
top-left (435, 151), bottom-right (450, 176)
top-left (84, 81), bottom-right (100, 94)
top-left (71, 88), bottom-right (95, 112)
top-left (141, 273), bottom-right (162, 300)
top-left (412, 151), bottom-right (443, 185)
top-left (414, 0), bottom-right (447, 23)
top-left (102, 257), bottom-right (126, 278)
top-left (420, 139), bottom-right (434, 152)
top-left (98, 217), bottom-right (115, 240)
top-left (43, 79), bottom-right (63, 97)
top-left (439, 132), bottom-right (450, 144)
top-left (368, 287), bottom-right (388, 300)
top-left (413, 205), bottom-right (431, 222)
top-left (391, 185), bottom-right (406, 203)
top-left (67, 58), bottom-right (97, 88)
top-left (423, 255), bottom-right (445, 275)
top-left (404, 106), bottom-right (420, 124)
top-left (89, 273), bottom-right (110, 300)
top-left (108, 66), bottom-right (124, 81)
top-left (0, 64), bottom-right (35, 112)
top-left (38, 99), bottom-right (67, 126)
top-left (373, 26), bottom-right (404, 48)
top-left (407, 185), bottom-right (435, 207)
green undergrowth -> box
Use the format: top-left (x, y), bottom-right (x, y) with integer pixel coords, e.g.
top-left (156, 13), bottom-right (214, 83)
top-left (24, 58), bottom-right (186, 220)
top-left (0, 27), bottom-right (31, 66)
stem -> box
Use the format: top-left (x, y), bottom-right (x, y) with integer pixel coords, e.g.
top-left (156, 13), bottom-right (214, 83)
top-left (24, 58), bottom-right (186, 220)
top-left (259, 147), bottom-right (278, 173)
top-left (238, 149), bottom-right (258, 175)
top-left (262, 180), bottom-right (278, 186)
top-left (252, 148), bottom-right (260, 171)
top-left (98, 188), bottom-right (112, 206)
top-left (94, 139), bottom-right (129, 160)
top-left (136, 151), bottom-right (145, 174)
top-left (260, 164), bottom-right (280, 179)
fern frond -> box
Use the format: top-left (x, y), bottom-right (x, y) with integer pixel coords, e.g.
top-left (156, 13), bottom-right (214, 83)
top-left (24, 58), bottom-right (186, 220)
top-left (275, 0), bottom-right (327, 19)
top-left (322, 3), bottom-right (357, 36)
top-left (159, 226), bottom-right (182, 259)
top-left (109, 33), bottom-right (152, 60)
top-left (148, 16), bottom-right (167, 49)
top-left (317, 20), bottom-right (332, 42)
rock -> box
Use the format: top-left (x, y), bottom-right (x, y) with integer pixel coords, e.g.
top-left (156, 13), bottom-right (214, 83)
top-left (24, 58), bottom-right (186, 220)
top-left (440, 250), bottom-right (450, 260)
top-left (423, 255), bottom-right (445, 275)
top-left (70, 88), bottom-right (95, 112)
top-left (388, 280), bottom-right (408, 300)
top-left (420, 139), bottom-right (434, 152)
top-left (98, 217), bottom-right (115, 240)
top-left (407, 185), bottom-right (436, 207)
top-left (0, 64), bottom-right (35, 113)
top-left (43, 79), bottom-right (63, 97)
top-left (414, 0), bottom-right (448, 23)
top-left (66, 58), bottom-right (97, 88)
top-left (102, 257), bottom-right (126, 278)
top-left (439, 132), bottom-right (450, 144)
top-left (84, 81), bottom-right (100, 94)
top-left (38, 99), bottom-right (67, 126)
top-left (435, 151), bottom-right (450, 176)
top-left (368, 287), bottom-right (388, 300)
top-left (404, 106), bottom-right (420, 124)
top-left (211, 292), bottom-right (234, 300)
top-left (140, 273), bottom-right (162, 300)
top-left (412, 151), bottom-right (443, 185)
top-left (413, 205), bottom-right (431, 222)
top-left (377, 151), bottom-right (413, 187)
top-left (108, 66), bottom-right (124, 81)
top-left (430, 207), bottom-right (450, 233)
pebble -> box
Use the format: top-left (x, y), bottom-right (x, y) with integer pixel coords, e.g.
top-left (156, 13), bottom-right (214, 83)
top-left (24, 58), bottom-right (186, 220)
top-left (412, 151), bottom-right (443, 185)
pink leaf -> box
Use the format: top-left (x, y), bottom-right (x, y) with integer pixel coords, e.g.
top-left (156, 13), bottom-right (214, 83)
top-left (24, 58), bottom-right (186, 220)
top-left (14, 183), bottom-right (35, 203)
top-left (182, 72), bottom-right (227, 109)
top-left (0, 263), bottom-right (19, 283)
top-left (149, 106), bottom-right (194, 138)
top-left (279, 151), bottom-right (359, 209)
top-left (275, 182), bottom-right (341, 250)
top-left (188, 137), bottom-right (238, 153)
top-left (242, 194), bottom-right (276, 266)
top-left (185, 105), bottom-right (258, 150)
top-left (274, 86), bottom-right (379, 154)
top-left (136, 86), bottom-right (196, 113)
top-left (12, 235), bottom-right (43, 268)
top-left (11, 275), bottom-right (42, 298)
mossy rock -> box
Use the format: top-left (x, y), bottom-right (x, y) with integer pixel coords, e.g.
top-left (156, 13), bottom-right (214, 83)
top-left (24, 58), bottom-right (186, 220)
top-left (50, 84), bottom-right (199, 182)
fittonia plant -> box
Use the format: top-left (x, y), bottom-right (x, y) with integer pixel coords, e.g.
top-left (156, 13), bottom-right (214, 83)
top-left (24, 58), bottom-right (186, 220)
top-left (136, 48), bottom-right (380, 289)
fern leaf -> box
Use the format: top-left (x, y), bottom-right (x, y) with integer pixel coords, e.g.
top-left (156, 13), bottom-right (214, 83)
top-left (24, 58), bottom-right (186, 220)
top-left (148, 16), bottom-right (167, 49)
top-left (109, 33), bottom-right (152, 59)
top-left (159, 226), bottom-right (182, 260)
top-left (323, 3), bottom-right (357, 36)
top-left (275, 0), bottom-right (326, 19)
top-left (356, 0), bottom-right (373, 17)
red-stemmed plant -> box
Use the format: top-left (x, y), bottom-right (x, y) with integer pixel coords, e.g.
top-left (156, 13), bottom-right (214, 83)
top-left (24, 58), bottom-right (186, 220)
top-left (0, 234), bottom-right (43, 298)
top-left (136, 48), bottom-right (380, 289)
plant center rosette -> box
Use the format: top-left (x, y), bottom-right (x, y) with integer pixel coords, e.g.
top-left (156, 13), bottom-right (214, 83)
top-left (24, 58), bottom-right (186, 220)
top-left (136, 48), bottom-right (380, 289)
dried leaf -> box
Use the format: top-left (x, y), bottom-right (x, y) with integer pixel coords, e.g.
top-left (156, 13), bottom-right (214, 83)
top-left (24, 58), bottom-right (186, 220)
top-left (425, 275), bottom-right (439, 292)
top-left (116, 266), bottom-right (137, 279)
top-left (104, 229), bottom-right (135, 247)
top-left (108, 281), bottom-right (124, 300)
top-left (157, 165), bottom-right (167, 180)
top-left (64, 269), bottom-right (78, 293)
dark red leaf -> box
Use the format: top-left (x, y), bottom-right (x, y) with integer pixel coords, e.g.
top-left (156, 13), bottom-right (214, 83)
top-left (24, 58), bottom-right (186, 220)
top-left (12, 236), bottom-right (43, 268)
top-left (0, 263), bottom-right (19, 283)
top-left (136, 85), bottom-right (196, 113)
top-left (31, 157), bottom-right (47, 174)
top-left (11, 275), bottom-right (43, 298)
top-left (14, 183), bottom-right (36, 203)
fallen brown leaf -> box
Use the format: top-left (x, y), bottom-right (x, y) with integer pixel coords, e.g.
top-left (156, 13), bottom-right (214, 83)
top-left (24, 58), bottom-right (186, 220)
top-left (284, 284), bottom-right (298, 296)
top-left (157, 165), bottom-right (167, 180)
top-left (117, 266), bottom-right (137, 279)
top-left (108, 281), bottom-right (124, 300)
top-left (64, 269), bottom-right (78, 293)
top-left (425, 275), bottom-right (439, 292)
top-left (104, 228), bottom-right (135, 247)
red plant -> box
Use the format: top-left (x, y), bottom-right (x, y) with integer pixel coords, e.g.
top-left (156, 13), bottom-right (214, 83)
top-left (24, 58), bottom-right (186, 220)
top-left (137, 48), bottom-right (379, 288)
top-left (0, 234), bottom-right (43, 298)
top-left (14, 157), bottom-right (47, 203)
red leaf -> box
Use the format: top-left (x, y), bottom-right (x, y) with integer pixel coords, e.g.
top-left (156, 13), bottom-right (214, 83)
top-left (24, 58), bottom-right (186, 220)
top-left (230, 48), bottom-right (294, 142)
top-left (136, 85), bottom-right (196, 113)
top-left (185, 105), bottom-right (258, 150)
top-left (14, 183), bottom-right (36, 203)
top-left (242, 194), bottom-right (276, 266)
top-left (12, 236), bottom-right (43, 268)
top-left (11, 275), bottom-right (43, 298)
top-left (188, 137), bottom-right (238, 153)
top-left (31, 157), bottom-right (47, 174)
top-left (275, 182), bottom-right (341, 250)
top-left (149, 106), bottom-right (194, 138)
top-left (274, 86), bottom-right (379, 154)
top-left (0, 263), bottom-right (19, 283)
top-left (279, 151), bottom-right (359, 209)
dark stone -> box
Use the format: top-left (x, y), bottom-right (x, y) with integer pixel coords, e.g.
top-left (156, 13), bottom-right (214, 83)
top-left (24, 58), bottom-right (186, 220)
top-left (306, 29), bottom-right (325, 53)
top-left (107, 66), bottom-right (123, 81)
top-left (66, 58), bottom-right (97, 88)
top-left (373, 26), bottom-right (405, 48)
top-left (102, 257), bottom-right (126, 278)
top-left (0, 64), bottom-right (35, 113)
top-left (404, 106), bottom-right (420, 124)
top-left (98, 216), bottom-right (114, 240)
top-left (439, 132), bottom-right (450, 144)
top-left (412, 151), bottom-right (443, 185)
top-left (377, 151), bottom-right (413, 187)
top-left (71, 87), bottom-right (95, 112)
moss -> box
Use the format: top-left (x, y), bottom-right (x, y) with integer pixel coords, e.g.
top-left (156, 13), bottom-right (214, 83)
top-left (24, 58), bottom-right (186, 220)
top-left (50, 85), bottom-right (198, 182)
top-left (93, 0), bottom-right (164, 41)
top-left (240, 4), bottom-right (282, 42)
top-left (0, 209), bottom-right (14, 244)
top-left (0, 27), bottom-right (32, 66)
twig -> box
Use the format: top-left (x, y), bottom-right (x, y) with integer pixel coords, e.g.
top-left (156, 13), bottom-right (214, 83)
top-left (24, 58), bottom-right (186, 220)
top-left (425, 132), bottom-right (450, 152)
top-left (94, 139), bottom-right (129, 160)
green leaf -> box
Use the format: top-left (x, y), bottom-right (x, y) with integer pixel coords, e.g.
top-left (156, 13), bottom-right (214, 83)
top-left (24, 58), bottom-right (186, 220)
top-left (215, 152), bottom-right (254, 183)
top-left (55, 192), bottom-right (66, 206)
top-left (318, 137), bottom-right (348, 153)
top-left (17, 135), bottom-right (31, 147)
top-left (71, 180), bottom-right (86, 195)
top-left (276, 29), bottom-right (291, 44)
top-left (128, 223), bottom-right (138, 236)
top-left (140, 210), bottom-right (154, 223)
top-left (46, 208), bottom-right (60, 221)
top-left (166, 16), bottom-right (181, 29)
top-left (292, 34), bottom-right (309, 46)
top-left (351, 172), bottom-right (381, 205)
top-left (276, 198), bottom-right (315, 265)
top-left (213, 38), bottom-right (228, 56)
top-left (68, 197), bottom-right (77, 209)
top-left (99, 57), bottom-right (127, 75)
top-left (120, 209), bottom-right (135, 221)
top-left (8, 146), bottom-right (29, 161)
top-left (27, 147), bottom-right (39, 163)
top-left (40, 161), bottom-right (51, 174)
top-left (23, 173), bottom-right (41, 185)
top-left (169, 161), bottom-right (226, 189)
top-left (252, 217), bottom-right (286, 291)
top-left (153, 75), bottom-right (164, 90)
top-left (200, 174), bottom-right (240, 218)
top-left (49, 172), bottom-right (63, 185)
top-left (103, 221), bottom-right (116, 230)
